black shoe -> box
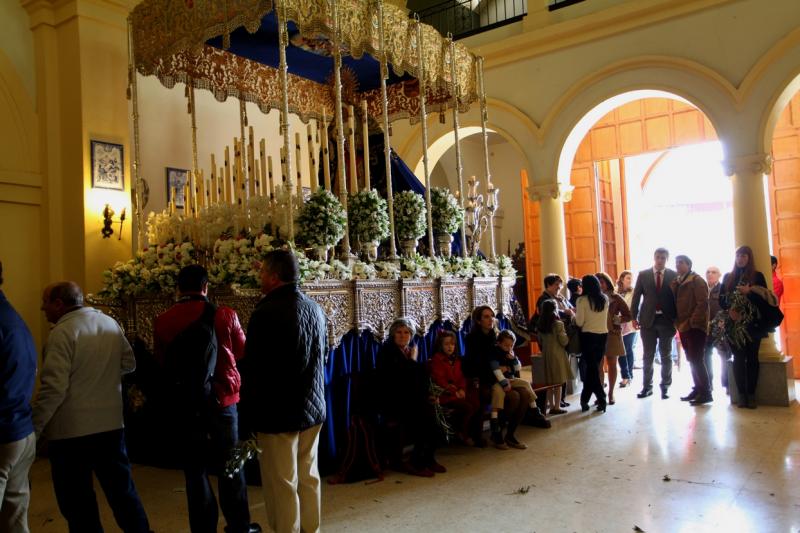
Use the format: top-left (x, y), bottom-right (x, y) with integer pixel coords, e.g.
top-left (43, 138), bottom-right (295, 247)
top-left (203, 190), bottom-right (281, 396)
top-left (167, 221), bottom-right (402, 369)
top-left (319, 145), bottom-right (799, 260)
top-left (637, 389), bottom-right (653, 398)
top-left (746, 396), bottom-right (757, 409)
top-left (596, 403), bottom-right (607, 413)
top-left (560, 401), bottom-right (570, 407)
top-left (680, 391), bottom-right (697, 402)
top-left (661, 389), bottom-right (669, 400)
top-left (738, 394), bottom-right (749, 408)
top-left (581, 403), bottom-right (590, 412)
top-left (690, 395), bottom-right (713, 405)
top-left (248, 524), bottom-right (263, 533)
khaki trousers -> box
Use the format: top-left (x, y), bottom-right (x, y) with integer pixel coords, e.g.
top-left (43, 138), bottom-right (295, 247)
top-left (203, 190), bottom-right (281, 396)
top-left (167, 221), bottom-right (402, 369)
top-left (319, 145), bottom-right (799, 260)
top-left (257, 424), bottom-right (322, 533)
top-left (0, 432), bottom-right (36, 533)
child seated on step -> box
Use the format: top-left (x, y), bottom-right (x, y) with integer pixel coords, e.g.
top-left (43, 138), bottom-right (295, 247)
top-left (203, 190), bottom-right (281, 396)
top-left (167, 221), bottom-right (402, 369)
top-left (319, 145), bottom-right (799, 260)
top-left (490, 329), bottom-right (537, 450)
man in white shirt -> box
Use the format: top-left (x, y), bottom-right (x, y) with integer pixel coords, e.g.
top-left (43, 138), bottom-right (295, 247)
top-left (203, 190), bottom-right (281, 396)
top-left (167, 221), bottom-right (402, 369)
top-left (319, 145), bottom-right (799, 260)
top-left (33, 282), bottom-right (151, 533)
top-left (631, 248), bottom-right (678, 399)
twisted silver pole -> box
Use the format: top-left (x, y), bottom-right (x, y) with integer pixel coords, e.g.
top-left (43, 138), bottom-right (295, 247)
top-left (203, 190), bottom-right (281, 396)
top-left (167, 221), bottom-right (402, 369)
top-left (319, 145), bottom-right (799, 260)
top-left (332, 0), bottom-right (353, 262)
top-left (127, 17), bottom-right (145, 251)
top-left (377, 0), bottom-right (398, 260)
top-left (477, 56), bottom-right (495, 260)
top-left (277, 0), bottom-right (294, 240)
top-left (449, 36), bottom-right (467, 257)
top-left (415, 17), bottom-right (435, 257)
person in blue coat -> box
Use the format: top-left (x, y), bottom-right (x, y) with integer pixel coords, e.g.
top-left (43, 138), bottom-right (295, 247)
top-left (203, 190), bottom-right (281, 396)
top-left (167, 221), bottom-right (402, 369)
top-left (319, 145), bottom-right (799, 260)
top-left (0, 260), bottom-right (37, 533)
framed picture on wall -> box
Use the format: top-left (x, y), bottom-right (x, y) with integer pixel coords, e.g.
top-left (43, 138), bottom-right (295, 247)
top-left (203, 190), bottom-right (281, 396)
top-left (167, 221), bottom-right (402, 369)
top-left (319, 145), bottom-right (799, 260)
top-left (166, 167), bottom-right (190, 209)
top-left (91, 140), bottom-right (124, 190)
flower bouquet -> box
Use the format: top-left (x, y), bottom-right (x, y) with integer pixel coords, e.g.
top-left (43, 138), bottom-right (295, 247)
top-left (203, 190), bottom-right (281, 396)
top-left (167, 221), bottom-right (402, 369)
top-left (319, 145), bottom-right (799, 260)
top-left (393, 190), bottom-right (427, 256)
top-left (297, 189), bottom-right (347, 249)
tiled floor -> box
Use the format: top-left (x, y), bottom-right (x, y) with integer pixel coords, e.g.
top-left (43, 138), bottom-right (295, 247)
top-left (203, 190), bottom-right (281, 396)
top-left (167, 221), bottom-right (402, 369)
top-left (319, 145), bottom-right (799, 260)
top-left (28, 372), bottom-right (800, 532)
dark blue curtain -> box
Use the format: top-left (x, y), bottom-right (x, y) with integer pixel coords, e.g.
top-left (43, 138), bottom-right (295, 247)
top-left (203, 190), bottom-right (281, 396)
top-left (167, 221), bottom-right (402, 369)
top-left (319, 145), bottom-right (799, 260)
top-left (319, 314), bottom-right (511, 473)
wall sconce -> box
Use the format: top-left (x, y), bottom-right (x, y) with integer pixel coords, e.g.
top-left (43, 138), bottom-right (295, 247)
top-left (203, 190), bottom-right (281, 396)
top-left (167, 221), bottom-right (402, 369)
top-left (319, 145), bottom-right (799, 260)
top-left (102, 204), bottom-right (126, 239)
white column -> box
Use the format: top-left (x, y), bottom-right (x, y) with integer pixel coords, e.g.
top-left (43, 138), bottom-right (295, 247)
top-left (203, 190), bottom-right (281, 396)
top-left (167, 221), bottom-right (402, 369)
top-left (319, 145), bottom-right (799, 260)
top-left (530, 183), bottom-right (573, 291)
top-left (723, 153), bottom-right (781, 362)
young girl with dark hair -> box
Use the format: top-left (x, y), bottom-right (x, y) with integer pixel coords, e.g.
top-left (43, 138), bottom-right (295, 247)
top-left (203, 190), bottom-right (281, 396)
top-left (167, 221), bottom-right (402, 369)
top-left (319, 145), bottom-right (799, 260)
top-left (429, 330), bottom-right (479, 446)
top-left (538, 299), bottom-right (574, 414)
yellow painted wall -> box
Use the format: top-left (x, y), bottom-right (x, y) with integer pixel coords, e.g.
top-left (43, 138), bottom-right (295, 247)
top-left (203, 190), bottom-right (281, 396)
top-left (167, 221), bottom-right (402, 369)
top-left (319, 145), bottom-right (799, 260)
top-left (0, 42), bottom-right (44, 349)
top-left (78, 2), bottom-right (133, 295)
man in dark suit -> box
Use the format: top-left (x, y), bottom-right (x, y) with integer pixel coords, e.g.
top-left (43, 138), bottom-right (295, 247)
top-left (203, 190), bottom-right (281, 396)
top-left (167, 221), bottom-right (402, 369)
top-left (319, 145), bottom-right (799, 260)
top-left (631, 248), bottom-right (678, 399)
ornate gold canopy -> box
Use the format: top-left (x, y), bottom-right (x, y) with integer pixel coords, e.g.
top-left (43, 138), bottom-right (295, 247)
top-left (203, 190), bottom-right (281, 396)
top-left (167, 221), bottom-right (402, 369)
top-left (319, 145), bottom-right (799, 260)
top-left (129, 0), bottom-right (478, 123)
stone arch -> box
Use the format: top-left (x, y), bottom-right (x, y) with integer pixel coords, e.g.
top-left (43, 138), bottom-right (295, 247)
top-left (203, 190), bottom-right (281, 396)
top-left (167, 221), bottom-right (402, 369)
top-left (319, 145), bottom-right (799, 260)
top-left (542, 58), bottom-right (735, 186)
top-left (393, 97), bottom-right (538, 182)
top-left (752, 27), bottom-right (800, 153)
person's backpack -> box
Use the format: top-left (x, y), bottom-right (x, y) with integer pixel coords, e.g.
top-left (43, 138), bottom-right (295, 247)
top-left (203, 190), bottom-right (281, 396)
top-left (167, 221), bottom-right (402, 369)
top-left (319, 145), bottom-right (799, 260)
top-left (164, 302), bottom-right (218, 414)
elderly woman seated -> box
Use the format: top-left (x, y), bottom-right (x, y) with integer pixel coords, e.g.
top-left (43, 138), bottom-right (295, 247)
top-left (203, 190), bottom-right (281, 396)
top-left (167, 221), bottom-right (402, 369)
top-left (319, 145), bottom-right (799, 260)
top-left (375, 318), bottom-right (444, 477)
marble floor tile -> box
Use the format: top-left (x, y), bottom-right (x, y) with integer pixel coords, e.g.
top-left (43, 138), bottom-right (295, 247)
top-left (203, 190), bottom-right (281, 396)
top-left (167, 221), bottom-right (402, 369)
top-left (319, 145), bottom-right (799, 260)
top-left (27, 373), bottom-right (800, 532)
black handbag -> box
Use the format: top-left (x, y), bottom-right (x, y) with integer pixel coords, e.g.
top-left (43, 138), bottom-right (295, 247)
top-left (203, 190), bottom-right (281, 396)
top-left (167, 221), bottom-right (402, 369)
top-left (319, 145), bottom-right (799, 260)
top-left (753, 296), bottom-right (784, 331)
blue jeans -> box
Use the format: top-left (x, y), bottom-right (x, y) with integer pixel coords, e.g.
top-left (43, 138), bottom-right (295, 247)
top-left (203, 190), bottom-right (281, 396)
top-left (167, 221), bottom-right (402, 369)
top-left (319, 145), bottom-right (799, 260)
top-left (48, 428), bottom-right (150, 533)
top-left (619, 333), bottom-right (637, 380)
top-left (183, 405), bottom-right (251, 533)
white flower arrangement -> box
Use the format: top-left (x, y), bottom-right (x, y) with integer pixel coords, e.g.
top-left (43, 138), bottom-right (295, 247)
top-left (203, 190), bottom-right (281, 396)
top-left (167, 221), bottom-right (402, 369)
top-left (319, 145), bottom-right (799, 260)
top-left (98, 242), bottom-right (196, 299)
top-left (393, 190), bottom-right (427, 240)
top-left (297, 189), bottom-right (347, 247)
top-left (348, 189), bottom-right (390, 244)
top-left (496, 255), bottom-right (515, 277)
top-left (430, 187), bottom-right (464, 234)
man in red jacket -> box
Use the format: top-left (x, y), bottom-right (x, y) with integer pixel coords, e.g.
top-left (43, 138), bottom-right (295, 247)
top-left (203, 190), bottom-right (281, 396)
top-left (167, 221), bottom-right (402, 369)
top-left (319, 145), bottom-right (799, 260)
top-left (154, 265), bottom-right (259, 533)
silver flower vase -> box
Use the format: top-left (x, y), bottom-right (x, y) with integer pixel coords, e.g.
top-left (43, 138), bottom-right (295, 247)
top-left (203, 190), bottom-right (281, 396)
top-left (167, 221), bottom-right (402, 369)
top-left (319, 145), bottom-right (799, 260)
top-left (400, 238), bottom-right (418, 257)
top-left (436, 233), bottom-right (453, 258)
top-left (364, 240), bottom-right (379, 262)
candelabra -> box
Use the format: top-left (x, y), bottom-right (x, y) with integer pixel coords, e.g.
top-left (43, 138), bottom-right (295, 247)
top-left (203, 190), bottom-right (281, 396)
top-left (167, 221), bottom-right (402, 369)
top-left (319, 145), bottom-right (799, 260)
top-left (464, 176), bottom-right (499, 258)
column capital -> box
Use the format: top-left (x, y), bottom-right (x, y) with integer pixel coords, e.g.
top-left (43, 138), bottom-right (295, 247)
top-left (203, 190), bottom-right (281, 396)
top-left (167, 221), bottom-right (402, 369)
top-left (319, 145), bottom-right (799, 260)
top-left (722, 153), bottom-right (772, 177)
top-left (529, 183), bottom-right (573, 203)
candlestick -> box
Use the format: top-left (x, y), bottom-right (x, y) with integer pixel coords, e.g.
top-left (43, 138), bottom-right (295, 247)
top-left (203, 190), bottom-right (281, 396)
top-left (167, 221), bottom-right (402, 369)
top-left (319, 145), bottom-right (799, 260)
top-left (259, 139), bottom-right (267, 197)
top-left (266, 156), bottom-right (274, 200)
top-left (321, 114), bottom-right (331, 191)
top-left (361, 100), bottom-right (371, 190)
top-left (248, 126), bottom-right (256, 199)
top-left (307, 123), bottom-right (317, 191)
top-left (295, 132), bottom-right (303, 205)
top-left (348, 104), bottom-right (357, 192)
top-left (224, 146), bottom-right (231, 204)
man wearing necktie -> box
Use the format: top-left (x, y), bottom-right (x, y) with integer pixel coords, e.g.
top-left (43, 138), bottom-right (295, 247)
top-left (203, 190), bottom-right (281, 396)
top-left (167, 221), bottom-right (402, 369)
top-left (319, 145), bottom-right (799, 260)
top-left (630, 248), bottom-right (678, 399)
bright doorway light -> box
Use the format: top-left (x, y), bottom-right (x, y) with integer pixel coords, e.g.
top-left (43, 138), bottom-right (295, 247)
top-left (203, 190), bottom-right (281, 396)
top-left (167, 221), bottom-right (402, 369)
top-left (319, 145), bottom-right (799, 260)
top-left (624, 141), bottom-right (734, 276)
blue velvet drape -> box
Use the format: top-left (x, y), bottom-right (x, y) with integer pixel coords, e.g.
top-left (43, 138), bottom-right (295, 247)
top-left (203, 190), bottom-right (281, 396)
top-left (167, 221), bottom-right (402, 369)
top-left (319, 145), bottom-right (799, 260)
top-left (319, 314), bottom-right (511, 473)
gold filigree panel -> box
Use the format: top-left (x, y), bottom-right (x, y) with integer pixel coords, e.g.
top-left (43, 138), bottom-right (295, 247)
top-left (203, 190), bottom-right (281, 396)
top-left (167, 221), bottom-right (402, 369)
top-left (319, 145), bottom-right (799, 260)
top-left (98, 278), bottom-right (508, 349)
top-left (401, 280), bottom-right (437, 334)
top-left (473, 277), bottom-right (498, 312)
top-left (304, 281), bottom-right (354, 346)
top-left (354, 280), bottom-right (399, 340)
top-left (440, 281), bottom-right (470, 327)
top-left (131, 298), bottom-right (174, 352)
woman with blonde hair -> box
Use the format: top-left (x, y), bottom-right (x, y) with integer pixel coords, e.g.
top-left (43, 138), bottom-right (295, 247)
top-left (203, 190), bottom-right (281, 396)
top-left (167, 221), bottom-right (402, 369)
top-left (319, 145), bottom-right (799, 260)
top-left (617, 270), bottom-right (637, 388)
top-left (596, 272), bottom-right (632, 405)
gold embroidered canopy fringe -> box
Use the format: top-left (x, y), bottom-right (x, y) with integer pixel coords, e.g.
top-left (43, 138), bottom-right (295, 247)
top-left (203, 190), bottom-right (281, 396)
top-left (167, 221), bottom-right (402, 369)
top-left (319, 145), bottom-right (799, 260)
top-left (129, 0), bottom-right (478, 124)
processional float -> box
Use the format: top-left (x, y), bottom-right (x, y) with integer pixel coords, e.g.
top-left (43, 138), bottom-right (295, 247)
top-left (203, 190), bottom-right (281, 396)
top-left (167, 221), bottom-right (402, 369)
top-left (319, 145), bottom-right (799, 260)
top-left (109, 0), bottom-right (514, 347)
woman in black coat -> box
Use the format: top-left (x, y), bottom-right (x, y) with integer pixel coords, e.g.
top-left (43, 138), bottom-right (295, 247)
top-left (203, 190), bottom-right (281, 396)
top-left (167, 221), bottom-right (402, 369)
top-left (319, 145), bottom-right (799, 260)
top-left (376, 318), bottom-right (443, 477)
top-left (718, 245), bottom-right (771, 409)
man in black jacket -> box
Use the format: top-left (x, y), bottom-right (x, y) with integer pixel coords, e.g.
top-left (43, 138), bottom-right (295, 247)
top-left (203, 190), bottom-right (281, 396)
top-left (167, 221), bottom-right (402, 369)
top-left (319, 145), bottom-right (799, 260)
top-left (241, 250), bottom-right (327, 533)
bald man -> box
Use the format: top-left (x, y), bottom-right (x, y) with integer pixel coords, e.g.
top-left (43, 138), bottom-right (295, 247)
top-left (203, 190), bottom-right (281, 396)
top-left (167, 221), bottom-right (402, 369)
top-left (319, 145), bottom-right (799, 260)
top-left (33, 282), bottom-right (151, 533)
